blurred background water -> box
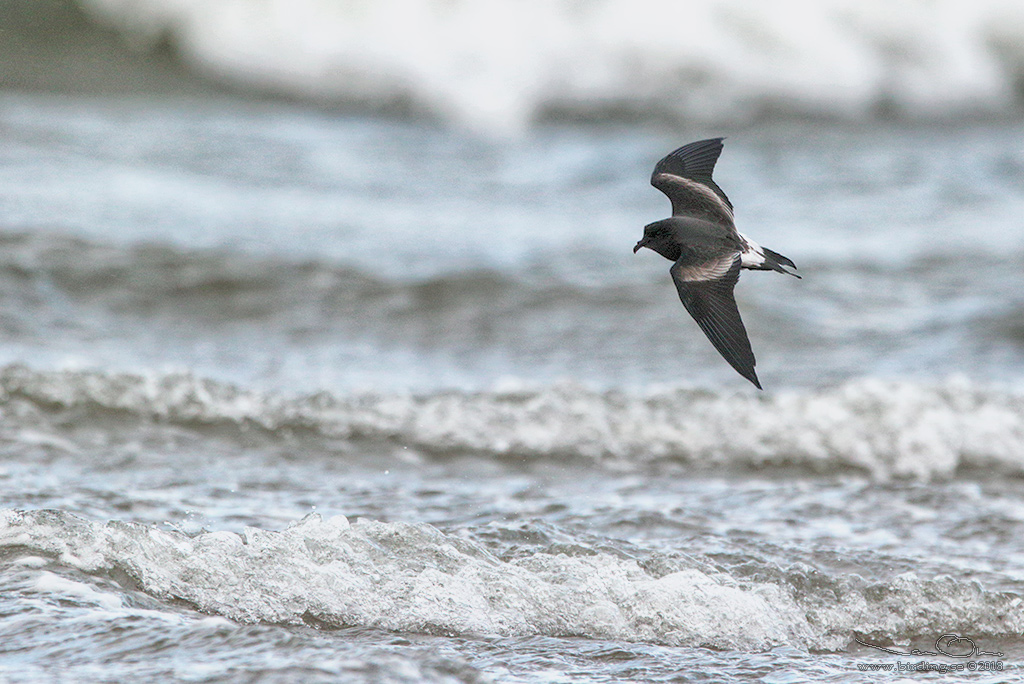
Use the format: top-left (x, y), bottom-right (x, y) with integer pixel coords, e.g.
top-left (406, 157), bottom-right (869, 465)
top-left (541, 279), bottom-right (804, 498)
top-left (2, 1), bottom-right (1024, 682)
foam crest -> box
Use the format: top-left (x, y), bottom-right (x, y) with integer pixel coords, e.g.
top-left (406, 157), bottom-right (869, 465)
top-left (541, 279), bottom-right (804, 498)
top-left (78, 0), bottom-right (1024, 131)
top-left (0, 510), bottom-right (810, 648)
top-left (3, 510), bottom-right (1022, 649)
top-left (3, 366), bottom-right (1024, 480)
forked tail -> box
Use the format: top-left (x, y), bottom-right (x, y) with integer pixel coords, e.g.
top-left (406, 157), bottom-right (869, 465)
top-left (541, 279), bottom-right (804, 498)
top-left (760, 247), bottom-right (801, 278)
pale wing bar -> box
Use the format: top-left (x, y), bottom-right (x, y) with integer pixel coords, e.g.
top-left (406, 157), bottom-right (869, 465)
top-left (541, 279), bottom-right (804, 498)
top-left (650, 138), bottom-right (734, 223)
top-left (670, 255), bottom-right (760, 389)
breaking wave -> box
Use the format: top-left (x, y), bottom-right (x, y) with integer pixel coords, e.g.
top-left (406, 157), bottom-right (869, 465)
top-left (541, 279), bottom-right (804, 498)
top-left (3, 365), bottom-right (1024, 481)
top-left (2, 509), bottom-right (1021, 650)
top-left (75, 0), bottom-right (1024, 131)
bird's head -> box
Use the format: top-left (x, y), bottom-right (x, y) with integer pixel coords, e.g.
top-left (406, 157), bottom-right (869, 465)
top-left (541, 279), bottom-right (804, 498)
top-left (634, 220), bottom-right (681, 261)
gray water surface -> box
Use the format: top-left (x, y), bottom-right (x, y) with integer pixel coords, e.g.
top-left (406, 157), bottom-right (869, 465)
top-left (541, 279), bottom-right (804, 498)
top-left (1, 92), bottom-right (1023, 682)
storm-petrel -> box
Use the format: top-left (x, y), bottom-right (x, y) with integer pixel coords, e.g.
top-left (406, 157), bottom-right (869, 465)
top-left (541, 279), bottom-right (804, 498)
top-left (633, 138), bottom-right (799, 389)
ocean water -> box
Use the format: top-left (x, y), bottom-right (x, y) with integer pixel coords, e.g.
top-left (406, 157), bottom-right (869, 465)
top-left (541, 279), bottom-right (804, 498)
top-left (3, 2), bottom-right (1024, 682)
top-left (77, 0), bottom-right (1024, 132)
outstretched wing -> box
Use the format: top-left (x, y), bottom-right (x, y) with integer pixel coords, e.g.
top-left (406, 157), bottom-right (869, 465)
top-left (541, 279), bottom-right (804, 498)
top-left (670, 253), bottom-right (760, 389)
top-left (651, 138), bottom-right (734, 224)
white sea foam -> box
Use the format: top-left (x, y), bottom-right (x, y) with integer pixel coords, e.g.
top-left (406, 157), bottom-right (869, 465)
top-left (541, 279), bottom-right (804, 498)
top-left (33, 571), bottom-right (124, 611)
top-left (2, 365), bottom-right (1023, 481)
top-left (76, 0), bottom-right (1024, 132)
top-left (2, 509), bottom-right (1021, 649)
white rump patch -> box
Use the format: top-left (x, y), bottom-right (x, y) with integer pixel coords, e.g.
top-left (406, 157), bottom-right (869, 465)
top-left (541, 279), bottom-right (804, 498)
top-left (738, 232), bottom-right (766, 268)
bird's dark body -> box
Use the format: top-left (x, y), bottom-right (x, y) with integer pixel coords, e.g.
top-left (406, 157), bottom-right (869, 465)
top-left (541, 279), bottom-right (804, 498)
top-left (634, 139), bottom-right (799, 389)
top-left (641, 217), bottom-right (740, 263)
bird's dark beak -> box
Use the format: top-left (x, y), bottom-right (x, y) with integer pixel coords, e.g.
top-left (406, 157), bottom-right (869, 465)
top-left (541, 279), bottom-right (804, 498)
top-left (633, 238), bottom-right (647, 254)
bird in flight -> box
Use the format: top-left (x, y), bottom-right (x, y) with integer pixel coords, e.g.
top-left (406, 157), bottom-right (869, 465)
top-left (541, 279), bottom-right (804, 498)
top-left (633, 138), bottom-right (799, 389)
